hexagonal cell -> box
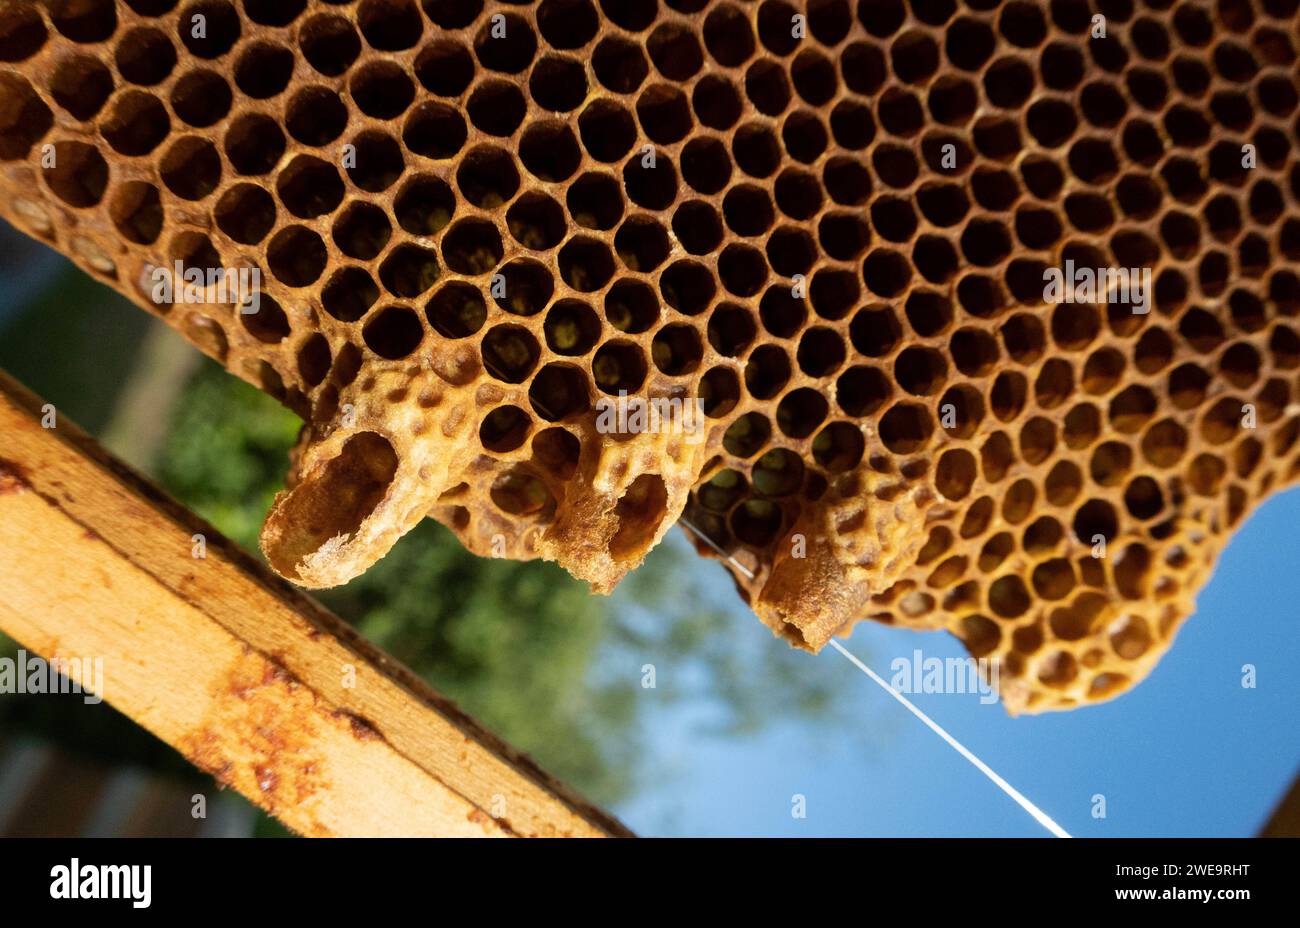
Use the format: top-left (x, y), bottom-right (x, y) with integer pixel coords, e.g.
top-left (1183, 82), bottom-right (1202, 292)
top-left (530, 363), bottom-right (591, 421)
top-left (482, 324), bottom-right (541, 384)
top-left (363, 305), bottom-right (425, 359)
top-left (333, 202), bottom-right (392, 260)
top-left (425, 282), bottom-right (486, 339)
top-left (172, 69), bottom-right (232, 126)
top-left (43, 141), bottom-right (109, 207)
top-left (480, 405), bottom-right (533, 454)
top-left (50, 55), bottom-right (113, 120)
top-left (322, 267), bottom-right (380, 323)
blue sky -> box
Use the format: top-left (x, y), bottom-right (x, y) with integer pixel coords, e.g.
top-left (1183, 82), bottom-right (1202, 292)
top-left (613, 493), bottom-right (1300, 837)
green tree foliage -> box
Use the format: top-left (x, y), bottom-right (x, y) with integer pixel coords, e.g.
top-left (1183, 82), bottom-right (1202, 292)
top-left (157, 360), bottom-right (632, 800)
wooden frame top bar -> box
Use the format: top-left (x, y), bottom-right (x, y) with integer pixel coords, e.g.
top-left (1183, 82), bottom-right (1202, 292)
top-left (0, 368), bottom-right (630, 837)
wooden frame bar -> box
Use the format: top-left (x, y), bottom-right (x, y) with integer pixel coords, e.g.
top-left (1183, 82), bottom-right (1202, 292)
top-left (0, 368), bottom-right (630, 837)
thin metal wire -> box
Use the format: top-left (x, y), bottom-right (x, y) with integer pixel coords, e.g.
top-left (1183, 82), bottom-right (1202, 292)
top-left (678, 514), bottom-right (1070, 838)
top-left (678, 514), bottom-right (755, 579)
top-left (828, 639), bottom-right (1071, 838)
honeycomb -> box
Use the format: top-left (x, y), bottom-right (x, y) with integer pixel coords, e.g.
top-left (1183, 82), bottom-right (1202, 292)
top-left (3, 0), bottom-right (1300, 714)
